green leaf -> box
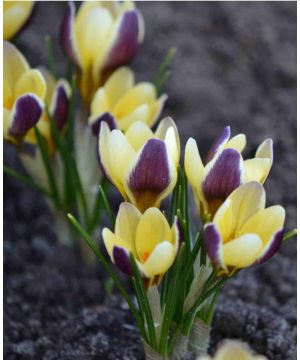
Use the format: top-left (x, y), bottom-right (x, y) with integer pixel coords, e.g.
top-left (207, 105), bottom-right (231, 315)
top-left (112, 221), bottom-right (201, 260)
top-left (99, 183), bottom-right (115, 226)
top-left (153, 47), bottom-right (177, 95)
top-left (283, 228), bottom-right (297, 241)
top-left (45, 35), bottom-right (57, 79)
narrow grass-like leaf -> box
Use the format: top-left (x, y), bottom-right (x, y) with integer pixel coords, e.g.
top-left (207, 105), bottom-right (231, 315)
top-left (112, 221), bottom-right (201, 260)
top-left (153, 47), bottom-right (176, 95)
top-left (99, 183), bottom-right (115, 226)
top-left (283, 229), bottom-right (297, 241)
top-left (45, 35), bottom-right (57, 79)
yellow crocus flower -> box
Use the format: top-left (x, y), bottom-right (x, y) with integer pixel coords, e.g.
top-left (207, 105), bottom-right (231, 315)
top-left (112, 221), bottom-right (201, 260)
top-left (185, 126), bottom-right (273, 218)
top-left (204, 182), bottom-right (285, 273)
top-left (4, 1), bottom-right (35, 40)
top-left (103, 203), bottom-right (180, 286)
top-left (60, 1), bottom-right (144, 104)
top-left (199, 340), bottom-right (267, 360)
top-left (89, 67), bottom-right (167, 133)
top-left (98, 118), bottom-right (180, 213)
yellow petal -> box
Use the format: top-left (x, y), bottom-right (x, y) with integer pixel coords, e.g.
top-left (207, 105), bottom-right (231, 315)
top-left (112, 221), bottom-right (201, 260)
top-left (90, 88), bottom-right (110, 117)
top-left (3, 108), bottom-right (11, 140)
top-left (184, 138), bottom-right (204, 192)
top-left (147, 94), bottom-right (167, 127)
top-left (4, 41), bottom-right (29, 94)
top-left (224, 134), bottom-right (246, 153)
top-left (256, 138), bottom-right (273, 161)
top-left (115, 203), bottom-right (141, 256)
top-left (239, 205), bottom-right (285, 246)
top-left (135, 208), bottom-right (172, 262)
top-left (227, 182), bottom-right (266, 231)
top-left (243, 158), bottom-right (272, 184)
top-left (118, 104), bottom-right (150, 131)
top-left (165, 126), bottom-right (180, 166)
top-left (102, 228), bottom-right (131, 259)
top-left (113, 83), bottom-right (156, 118)
top-left (14, 69), bottom-right (46, 100)
top-left (104, 67), bottom-right (134, 108)
top-left (125, 122), bottom-right (154, 151)
top-left (4, 1), bottom-right (34, 40)
top-left (213, 199), bottom-right (234, 243)
top-left (223, 234), bottom-right (263, 268)
top-left (141, 241), bottom-right (176, 278)
top-left (214, 340), bottom-right (265, 360)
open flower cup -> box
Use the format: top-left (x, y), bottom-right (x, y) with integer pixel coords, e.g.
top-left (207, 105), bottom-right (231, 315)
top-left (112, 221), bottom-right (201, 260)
top-left (3, 1), bottom-right (296, 360)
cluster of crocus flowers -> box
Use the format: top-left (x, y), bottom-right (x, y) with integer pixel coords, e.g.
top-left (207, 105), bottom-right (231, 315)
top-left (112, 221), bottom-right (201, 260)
top-left (3, 1), bottom-right (35, 40)
top-left (98, 117), bottom-right (180, 213)
top-left (89, 66), bottom-right (167, 133)
top-left (204, 182), bottom-right (285, 273)
top-left (199, 340), bottom-right (267, 360)
top-left (103, 203), bottom-right (180, 286)
top-left (185, 126), bottom-right (273, 218)
top-left (60, 1), bottom-right (144, 104)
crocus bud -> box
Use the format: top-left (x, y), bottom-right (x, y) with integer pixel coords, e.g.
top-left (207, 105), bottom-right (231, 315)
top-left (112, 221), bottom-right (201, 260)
top-left (98, 117), bottom-right (180, 213)
top-left (4, 1), bottom-right (35, 40)
top-left (60, 1), bottom-right (144, 104)
top-left (184, 126), bottom-right (273, 218)
top-left (4, 41), bottom-right (45, 144)
top-left (204, 182), bottom-right (285, 274)
top-left (103, 203), bottom-right (180, 286)
top-left (89, 67), bottom-right (167, 133)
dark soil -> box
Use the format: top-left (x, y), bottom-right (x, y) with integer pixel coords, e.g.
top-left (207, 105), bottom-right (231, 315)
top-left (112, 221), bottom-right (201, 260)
top-left (4, 2), bottom-right (296, 360)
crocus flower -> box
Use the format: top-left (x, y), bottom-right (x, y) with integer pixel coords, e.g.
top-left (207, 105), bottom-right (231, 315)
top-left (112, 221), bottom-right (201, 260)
top-left (60, 1), bottom-right (144, 104)
top-left (89, 66), bottom-right (167, 133)
top-left (4, 41), bottom-right (45, 144)
top-left (4, 1), bottom-right (35, 40)
top-left (103, 203), bottom-right (180, 286)
top-left (199, 340), bottom-right (267, 360)
top-left (184, 126), bottom-right (273, 218)
top-left (204, 182), bottom-right (285, 273)
top-left (98, 117), bottom-right (180, 212)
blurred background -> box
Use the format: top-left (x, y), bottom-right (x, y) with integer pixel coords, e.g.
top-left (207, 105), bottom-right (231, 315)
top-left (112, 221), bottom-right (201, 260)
top-left (4, 2), bottom-right (296, 359)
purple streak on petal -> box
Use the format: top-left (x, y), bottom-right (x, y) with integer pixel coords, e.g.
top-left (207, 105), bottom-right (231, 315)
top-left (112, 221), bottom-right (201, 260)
top-left (60, 1), bottom-right (80, 67)
top-left (128, 139), bottom-right (170, 210)
top-left (204, 223), bottom-right (223, 267)
top-left (205, 126), bottom-right (231, 164)
top-left (203, 148), bottom-right (242, 209)
top-left (103, 10), bottom-right (139, 72)
top-left (91, 112), bottom-right (117, 136)
top-left (113, 246), bottom-right (132, 275)
top-left (255, 229), bottom-right (284, 265)
top-left (9, 95), bottom-right (43, 137)
top-left (52, 85), bottom-right (69, 130)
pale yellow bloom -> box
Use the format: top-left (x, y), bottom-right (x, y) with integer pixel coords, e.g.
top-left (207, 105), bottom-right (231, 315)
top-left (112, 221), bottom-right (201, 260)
top-left (204, 182), bottom-right (285, 273)
top-left (4, 1), bottom-right (35, 40)
top-left (103, 203), bottom-right (180, 285)
top-left (98, 118), bottom-right (180, 212)
top-left (199, 340), bottom-right (267, 360)
top-left (89, 67), bottom-right (167, 132)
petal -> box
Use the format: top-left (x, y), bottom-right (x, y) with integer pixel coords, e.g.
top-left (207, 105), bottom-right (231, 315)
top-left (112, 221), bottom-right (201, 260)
top-left (227, 181), bottom-right (266, 231)
top-left (205, 126), bottom-right (231, 164)
top-left (60, 1), bottom-right (81, 67)
top-left (125, 122), bottom-right (154, 151)
top-left (14, 69), bottom-right (46, 100)
top-left (184, 138), bottom-right (204, 192)
top-left (147, 94), bottom-right (168, 127)
top-left (243, 158), bottom-right (272, 184)
top-left (117, 104), bottom-right (150, 131)
top-left (214, 340), bottom-right (262, 360)
top-left (204, 223), bottom-right (225, 270)
top-left (256, 138), bottom-right (273, 161)
top-left (113, 246), bottom-right (132, 275)
top-left (213, 198), bottom-right (234, 244)
top-left (222, 234), bottom-right (263, 268)
top-left (255, 229), bottom-right (284, 265)
top-left (115, 202), bottom-right (141, 256)
top-left (136, 208), bottom-right (172, 261)
top-left (223, 133), bottom-right (246, 153)
top-left (203, 148), bottom-right (243, 215)
top-left (102, 10), bottom-right (141, 71)
top-left (90, 88), bottom-right (110, 116)
top-left (164, 126), bottom-right (180, 166)
top-left (8, 94), bottom-right (44, 137)
top-left (90, 112), bottom-right (117, 136)
top-left (141, 241), bottom-right (176, 278)
top-left (98, 121), bottom-right (114, 181)
top-left (113, 82), bottom-right (156, 119)
top-left (125, 139), bottom-right (177, 212)
top-left (49, 80), bottom-right (71, 130)
top-left (103, 228), bottom-right (132, 258)
top-left (104, 66), bottom-right (135, 108)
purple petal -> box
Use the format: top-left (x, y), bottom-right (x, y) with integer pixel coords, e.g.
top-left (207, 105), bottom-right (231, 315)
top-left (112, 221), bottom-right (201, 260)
top-left (103, 10), bottom-right (140, 72)
top-left (60, 2), bottom-right (80, 67)
top-left (204, 223), bottom-right (223, 268)
top-left (203, 148), bottom-right (242, 215)
top-left (91, 112), bottom-right (117, 136)
top-left (128, 139), bottom-right (170, 211)
top-left (205, 126), bottom-right (231, 164)
top-left (255, 229), bottom-right (284, 265)
top-left (9, 95), bottom-right (43, 137)
top-left (52, 85), bottom-right (69, 130)
top-left (113, 246), bottom-right (132, 275)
